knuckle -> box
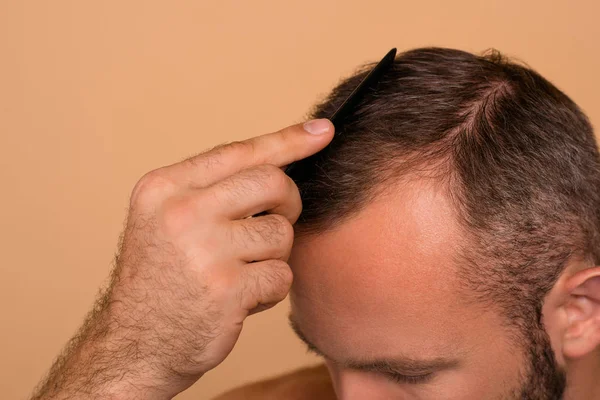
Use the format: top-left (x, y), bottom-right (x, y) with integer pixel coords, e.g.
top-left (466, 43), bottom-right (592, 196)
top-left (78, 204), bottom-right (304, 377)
top-left (159, 195), bottom-right (198, 235)
top-left (265, 260), bottom-right (294, 296)
top-left (274, 214), bottom-right (295, 244)
top-left (219, 165), bottom-right (288, 208)
top-left (263, 214), bottom-right (294, 247)
top-left (131, 169), bottom-right (175, 206)
top-left (237, 219), bottom-right (272, 246)
top-left (271, 260), bottom-right (293, 286)
top-left (253, 164), bottom-right (288, 191)
top-left (240, 261), bottom-right (293, 306)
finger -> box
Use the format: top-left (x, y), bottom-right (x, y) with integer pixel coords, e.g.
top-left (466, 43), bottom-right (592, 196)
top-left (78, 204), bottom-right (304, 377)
top-left (238, 259), bottom-right (293, 312)
top-left (164, 119), bottom-right (334, 187)
top-left (206, 164), bottom-right (302, 222)
top-left (228, 214), bottom-right (294, 262)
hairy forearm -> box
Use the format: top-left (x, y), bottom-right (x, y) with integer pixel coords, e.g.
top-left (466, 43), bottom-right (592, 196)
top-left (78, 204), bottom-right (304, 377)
top-left (31, 121), bottom-right (316, 399)
top-left (30, 292), bottom-right (177, 400)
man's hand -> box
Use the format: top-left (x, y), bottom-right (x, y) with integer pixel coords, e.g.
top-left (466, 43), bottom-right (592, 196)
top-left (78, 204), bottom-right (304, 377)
top-left (30, 119), bottom-right (334, 400)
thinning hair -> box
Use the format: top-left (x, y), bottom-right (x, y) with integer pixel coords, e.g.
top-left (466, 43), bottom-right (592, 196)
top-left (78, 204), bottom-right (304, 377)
top-left (291, 47), bottom-right (600, 334)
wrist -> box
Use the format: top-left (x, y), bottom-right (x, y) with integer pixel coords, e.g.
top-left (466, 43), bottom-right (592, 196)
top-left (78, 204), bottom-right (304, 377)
top-left (32, 317), bottom-right (199, 400)
top-left (70, 332), bottom-right (195, 400)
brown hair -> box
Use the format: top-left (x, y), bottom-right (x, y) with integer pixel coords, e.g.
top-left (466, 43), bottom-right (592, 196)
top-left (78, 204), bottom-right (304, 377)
top-left (291, 47), bottom-right (600, 333)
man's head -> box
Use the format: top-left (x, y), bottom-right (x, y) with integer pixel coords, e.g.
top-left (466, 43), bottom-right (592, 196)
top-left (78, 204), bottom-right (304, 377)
top-left (287, 48), bottom-right (600, 399)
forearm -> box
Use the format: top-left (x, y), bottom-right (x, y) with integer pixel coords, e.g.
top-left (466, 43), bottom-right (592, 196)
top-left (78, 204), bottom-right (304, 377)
top-left (31, 121), bottom-right (317, 399)
top-left (30, 301), bottom-right (179, 400)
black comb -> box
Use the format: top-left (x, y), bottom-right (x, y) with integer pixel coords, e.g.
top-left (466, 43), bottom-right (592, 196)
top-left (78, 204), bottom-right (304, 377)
top-left (252, 48), bottom-right (396, 218)
top-left (284, 48), bottom-right (397, 178)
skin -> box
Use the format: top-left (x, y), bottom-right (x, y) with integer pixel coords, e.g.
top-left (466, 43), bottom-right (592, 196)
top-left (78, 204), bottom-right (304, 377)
top-left (29, 119), bottom-right (600, 399)
top-left (286, 177), bottom-right (600, 399)
top-left (29, 119), bottom-right (335, 400)
top-left (213, 365), bottom-right (335, 400)
top-left (288, 180), bottom-right (524, 399)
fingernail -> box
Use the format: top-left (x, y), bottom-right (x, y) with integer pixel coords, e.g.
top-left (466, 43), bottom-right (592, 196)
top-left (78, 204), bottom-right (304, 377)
top-left (303, 119), bottom-right (331, 135)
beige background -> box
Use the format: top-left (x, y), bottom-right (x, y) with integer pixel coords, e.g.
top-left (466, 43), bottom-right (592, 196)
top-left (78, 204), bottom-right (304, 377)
top-left (1, 1), bottom-right (599, 399)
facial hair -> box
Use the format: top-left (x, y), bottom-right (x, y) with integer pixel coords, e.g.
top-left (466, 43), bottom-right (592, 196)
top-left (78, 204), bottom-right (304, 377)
top-left (511, 326), bottom-right (567, 400)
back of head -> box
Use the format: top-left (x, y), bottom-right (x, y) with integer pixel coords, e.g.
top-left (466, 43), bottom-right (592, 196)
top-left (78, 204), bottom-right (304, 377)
top-left (292, 47), bottom-right (600, 332)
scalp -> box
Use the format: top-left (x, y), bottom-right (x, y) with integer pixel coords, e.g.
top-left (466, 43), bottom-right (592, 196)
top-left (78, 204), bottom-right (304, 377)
top-left (291, 47), bottom-right (600, 334)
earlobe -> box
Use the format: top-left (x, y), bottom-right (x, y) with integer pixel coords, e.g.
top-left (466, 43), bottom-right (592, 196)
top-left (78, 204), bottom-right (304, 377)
top-left (562, 267), bottom-right (600, 360)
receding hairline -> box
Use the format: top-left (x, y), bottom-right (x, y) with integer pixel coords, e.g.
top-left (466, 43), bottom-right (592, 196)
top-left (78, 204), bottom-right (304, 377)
top-left (291, 47), bottom-right (600, 342)
top-left (294, 143), bottom-right (461, 239)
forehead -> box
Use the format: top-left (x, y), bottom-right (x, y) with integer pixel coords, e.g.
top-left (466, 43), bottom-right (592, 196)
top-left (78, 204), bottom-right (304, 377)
top-left (289, 179), bottom-right (473, 358)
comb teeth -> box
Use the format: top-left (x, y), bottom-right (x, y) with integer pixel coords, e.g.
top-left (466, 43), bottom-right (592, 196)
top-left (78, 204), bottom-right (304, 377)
top-left (329, 48), bottom-right (397, 127)
top-left (285, 48), bottom-right (397, 179)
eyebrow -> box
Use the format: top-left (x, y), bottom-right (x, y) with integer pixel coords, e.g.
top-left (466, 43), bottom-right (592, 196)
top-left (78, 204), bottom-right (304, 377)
top-left (288, 315), bottom-right (459, 377)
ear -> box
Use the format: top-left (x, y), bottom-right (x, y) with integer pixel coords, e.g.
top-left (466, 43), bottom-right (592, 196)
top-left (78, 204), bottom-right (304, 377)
top-left (562, 266), bottom-right (600, 359)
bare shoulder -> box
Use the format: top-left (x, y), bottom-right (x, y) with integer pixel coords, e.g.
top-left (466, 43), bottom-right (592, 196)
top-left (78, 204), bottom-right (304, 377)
top-left (212, 364), bottom-right (336, 400)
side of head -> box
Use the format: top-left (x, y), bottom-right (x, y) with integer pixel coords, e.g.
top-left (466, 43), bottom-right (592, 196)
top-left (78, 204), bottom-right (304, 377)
top-left (287, 48), bottom-right (600, 399)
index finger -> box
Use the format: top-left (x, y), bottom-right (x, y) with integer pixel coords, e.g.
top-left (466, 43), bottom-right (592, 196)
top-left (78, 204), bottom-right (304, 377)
top-left (165, 119), bottom-right (334, 187)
